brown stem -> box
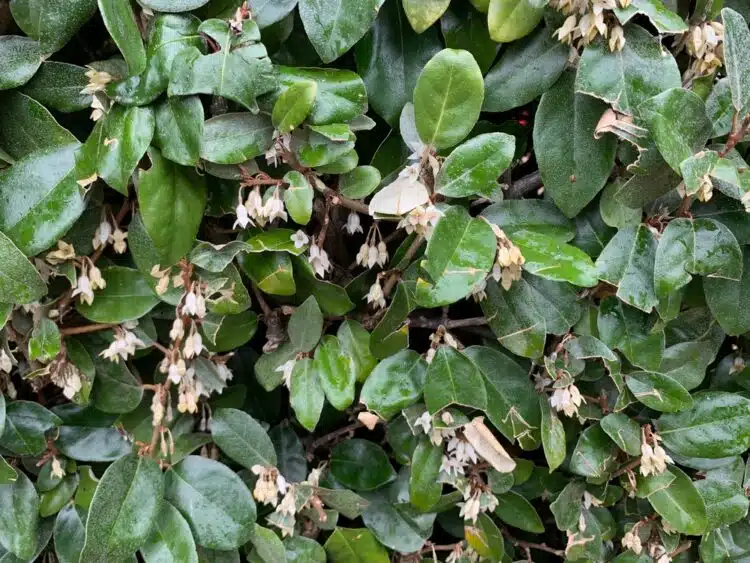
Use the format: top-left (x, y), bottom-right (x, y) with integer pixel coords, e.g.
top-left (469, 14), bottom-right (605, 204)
top-left (505, 171), bottom-right (543, 199)
top-left (418, 542), bottom-right (462, 555)
top-left (310, 177), bottom-right (370, 215)
top-left (306, 420), bottom-right (363, 460)
top-left (382, 235), bottom-right (425, 297)
top-left (611, 457), bottom-right (641, 478)
top-left (250, 282), bottom-right (274, 318)
top-left (503, 530), bottom-right (565, 558)
top-left (60, 323), bottom-right (116, 336)
top-left (670, 541), bottom-right (693, 557)
top-left (719, 112), bottom-right (750, 158)
top-left (408, 316), bottom-right (488, 330)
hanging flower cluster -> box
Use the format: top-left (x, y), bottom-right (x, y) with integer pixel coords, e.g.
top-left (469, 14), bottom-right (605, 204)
top-left (356, 224), bottom-right (389, 269)
top-left (550, 0), bottom-right (629, 54)
top-left (675, 21), bottom-right (725, 79)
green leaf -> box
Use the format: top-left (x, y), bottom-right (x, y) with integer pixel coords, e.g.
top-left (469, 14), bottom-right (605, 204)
top-left (76, 104), bottom-right (155, 195)
top-left (0, 36), bottom-right (41, 91)
top-left (91, 354), bottom-right (144, 414)
top-left (28, 318), bottom-right (61, 363)
top-left (314, 335), bottom-right (355, 411)
top-left (600, 412), bottom-right (641, 455)
top-left (283, 171), bottom-right (314, 225)
top-left (77, 266), bottom-right (159, 323)
top-left (108, 13), bottom-right (203, 106)
top-left (360, 350), bottom-right (427, 420)
top-left (637, 88), bottom-right (713, 173)
top-left (200, 113), bottom-right (274, 165)
top-left (141, 501), bottom-right (199, 563)
top-left (0, 142), bottom-right (83, 256)
top-left (242, 229), bottom-right (308, 255)
top-left (481, 199), bottom-right (575, 241)
top-left (360, 491), bottom-right (434, 553)
top-left (140, 0), bottom-right (210, 11)
top-left (403, 0), bottom-right (450, 33)
top-left (695, 478), bottom-right (749, 529)
top-left (288, 296), bottom-right (323, 353)
top-left (240, 252), bottom-right (296, 296)
top-left (153, 96), bottom-right (204, 167)
top-left (54, 505), bottom-right (86, 563)
top-left (274, 67), bottom-right (367, 125)
top-left (272, 80), bottom-right (317, 134)
top-left (10, 0), bottom-right (96, 55)
top-left (613, 0), bottom-right (688, 33)
top-left (20, 61), bottom-right (90, 113)
top-left (424, 347), bottom-right (487, 414)
top-left (165, 456), bottom-right (256, 550)
top-left (550, 481), bottom-right (586, 531)
top-left (599, 180), bottom-right (642, 228)
top-left (435, 133), bottom-right (514, 198)
top-left (654, 217), bottom-right (743, 299)
top-left (483, 26), bottom-right (567, 112)
top-left (464, 346), bottom-right (541, 449)
top-left (290, 358), bottom-right (325, 432)
top-left (337, 320), bottom-right (377, 383)
top-left (354, 0), bottom-right (441, 126)
top-left (324, 528), bottom-right (389, 563)
top-left (40, 474), bottom-right (79, 517)
top-left (540, 397), bottom-right (566, 471)
top-left (494, 491), bottom-right (544, 533)
top-left (440, 3), bottom-right (497, 73)
top-left (201, 311), bottom-right (258, 352)
top-left (211, 408), bottom-right (276, 469)
top-left (417, 205), bottom-right (495, 302)
top-left (722, 8), bottom-right (750, 117)
top-left (642, 467), bottom-right (707, 535)
top-left (488, 0), bottom-right (543, 42)
top-left (293, 256), bottom-right (355, 315)
top-left (338, 166), bottom-right (382, 199)
top-left (248, 524), bottom-right (286, 563)
top-left (534, 71), bottom-right (617, 217)
top-left (189, 240), bottom-right (251, 273)
top-left (569, 424), bottom-right (619, 479)
top-left (80, 454), bottom-right (164, 562)
top-left (598, 296), bottom-right (664, 370)
top-left (330, 439), bottom-right (396, 491)
top-left (0, 471), bottom-right (39, 560)
top-left (138, 148), bottom-right (207, 266)
top-left (626, 371), bottom-right (693, 412)
top-left (575, 25), bottom-right (681, 115)
top-left (298, 0), bottom-right (384, 63)
top-left (481, 278), bottom-right (546, 359)
top-left (0, 91), bottom-right (78, 160)
top-left (705, 247), bottom-right (750, 335)
top-left (56, 426), bottom-right (131, 461)
top-left (595, 224), bottom-right (658, 312)
top-left (285, 536), bottom-right (325, 562)
top-left (413, 49), bottom-right (484, 149)
top-left (169, 20), bottom-right (277, 111)
top-left (0, 231), bottom-right (46, 304)
top-left (0, 400), bottom-right (61, 456)
top-left (410, 439), bottom-right (442, 511)
top-left (657, 392), bottom-right (750, 458)
top-left (511, 230), bottom-right (598, 287)
top-left (97, 0), bottom-right (147, 75)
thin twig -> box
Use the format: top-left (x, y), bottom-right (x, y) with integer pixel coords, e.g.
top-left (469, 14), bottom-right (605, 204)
top-left (505, 171), bottom-right (543, 199)
top-left (503, 530), bottom-right (565, 558)
top-left (408, 316), bottom-right (488, 330)
top-left (60, 323), bottom-right (116, 336)
top-left (670, 541), bottom-right (693, 558)
top-left (382, 235), bottom-right (425, 297)
top-left (611, 457), bottom-right (641, 478)
top-left (306, 420), bottom-right (363, 460)
top-left (418, 542), bottom-right (461, 555)
top-left (311, 176), bottom-right (370, 215)
top-left (250, 282), bottom-right (273, 318)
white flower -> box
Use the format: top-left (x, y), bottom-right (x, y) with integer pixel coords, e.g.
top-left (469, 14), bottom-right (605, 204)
top-left (276, 360), bottom-right (296, 389)
top-left (306, 466), bottom-right (324, 487)
top-left (90, 95), bottom-right (106, 122)
top-left (0, 350), bottom-right (12, 374)
top-left (233, 200), bottom-right (252, 229)
top-left (61, 368), bottom-right (82, 399)
top-left (649, 544), bottom-right (671, 563)
top-left (245, 187), bottom-right (264, 220)
top-left (275, 489), bottom-right (296, 517)
top-left (290, 230), bottom-right (309, 249)
top-left (308, 242), bottom-right (331, 279)
top-left (72, 272), bottom-right (94, 305)
top-left (183, 331), bottom-right (202, 360)
top-left (183, 287), bottom-right (206, 318)
top-left (215, 362), bottom-right (233, 383)
top-left (167, 359), bottom-right (187, 384)
top-left (609, 24), bottom-right (625, 51)
top-left (344, 211), bottom-right (363, 235)
top-left (170, 318), bottom-right (185, 342)
top-left (397, 204), bottom-right (441, 238)
top-left (262, 189), bottom-right (287, 223)
top-left (356, 243), bottom-right (370, 268)
top-left (470, 278), bottom-right (487, 302)
top-left (365, 279), bottom-right (386, 310)
top-left (367, 244), bottom-right (379, 269)
top-left (51, 457), bottom-right (65, 479)
top-left (251, 465), bottom-right (286, 507)
top-left (640, 433), bottom-right (673, 477)
top-left (151, 392), bottom-right (165, 426)
top-left (549, 384), bottom-right (585, 417)
top-left (112, 228), bottom-right (128, 254)
top-left (447, 437), bottom-right (478, 465)
top-left (413, 412), bottom-right (432, 434)
top-left (93, 220), bottom-right (112, 250)
top-left (81, 69), bottom-right (112, 95)
top-left (622, 529), bottom-right (642, 554)
top-left (46, 240), bottom-right (76, 265)
top-left (88, 265), bottom-right (106, 291)
top-left (376, 241), bottom-right (388, 266)
top-left (440, 455), bottom-right (465, 477)
top-left (358, 411), bottom-right (380, 430)
top-left (100, 330), bottom-right (146, 363)
top-left (459, 491), bottom-right (481, 523)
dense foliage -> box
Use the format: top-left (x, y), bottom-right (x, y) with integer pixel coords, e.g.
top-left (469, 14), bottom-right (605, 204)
top-left (2, 0), bottom-right (750, 561)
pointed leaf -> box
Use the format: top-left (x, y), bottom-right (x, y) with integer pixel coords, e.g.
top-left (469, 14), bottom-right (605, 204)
top-left (424, 346), bottom-right (487, 414)
top-left (97, 0), bottom-right (147, 75)
top-left (360, 350), bottom-right (427, 420)
top-left (330, 440), bottom-right (396, 491)
top-left (200, 113), bottom-right (274, 165)
top-left (211, 408), bottom-right (276, 469)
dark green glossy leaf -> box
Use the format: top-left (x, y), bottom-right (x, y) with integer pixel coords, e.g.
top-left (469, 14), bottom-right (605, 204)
top-left (154, 96), bottom-right (204, 166)
top-left (40, 474), bottom-right (79, 517)
top-left (435, 133), bottom-right (514, 198)
top-left (290, 358), bottom-right (324, 432)
top-left (288, 296), bottom-right (323, 353)
top-left (20, 61), bottom-right (89, 112)
top-left (211, 408), bottom-right (276, 469)
top-left (200, 113), bottom-right (274, 165)
top-left (10, 0), bottom-right (96, 55)
top-left (324, 528), bottom-right (389, 562)
top-left (540, 397), bottom-right (566, 471)
top-left (141, 501), bottom-right (199, 563)
top-left (695, 478), bottom-right (749, 529)
top-left (283, 170), bottom-right (313, 225)
top-left (722, 8), bottom-right (750, 116)
top-left (600, 412), bottom-right (641, 455)
top-left (642, 466), bottom-right (707, 535)
top-left (91, 355), bottom-right (144, 414)
top-left (409, 439), bottom-right (442, 511)
top-left (284, 536), bottom-right (325, 562)
top-left (0, 36), bottom-right (42, 91)
top-left (494, 491), bottom-right (544, 533)
top-left (440, 3), bottom-right (496, 73)
top-left (0, 471), bottom-right (39, 560)
top-left (330, 439), bottom-right (396, 491)
top-left (0, 231), bottom-right (47, 304)
top-left (80, 454), bottom-right (164, 562)
top-left (56, 426), bottom-right (131, 462)
top-left (54, 505), bottom-right (86, 563)
top-left (337, 320), bottom-right (377, 383)
top-left (272, 80), bottom-right (317, 134)
top-left (360, 350), bottom-right (427, 419)
top-left (140, 0), bottom-right (210, 11)
top-left (575, 24), bottom-right (681, 114)
top-left (569, 424), bottom-right (619, 479)
top-left (314, 335), bottom-right (355, 411)
top-left (626, 371), bottom-right (693, 412)
top-left (338, 166), bottom-right (382, 199)
top-left (97, 0), bottom-right (147, 75)
top-left (424, 346), bottom-right (487, 414)
top-left (361, 491), bottom-right (434, 553)
top-left (0, 142), bottom-right (83, 256)
top-left (705, 247), bottom-right (750, 335)
top-left (0, 400), bottom-right (61, 456)
top-left (512, 230), bottom-right (598, 287)
top-left (77, 266), bottom-right (159, 323)
top-left (598, 296), bottom-right (664, 370)
top-left (481, 199), bottom-right (575, 241)
top-left (413, 49), bottom-right (484, 149)
top-left (165, 455), bottom-right (256, 550)
top-left (534, 71), bottom-right (617, 217)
